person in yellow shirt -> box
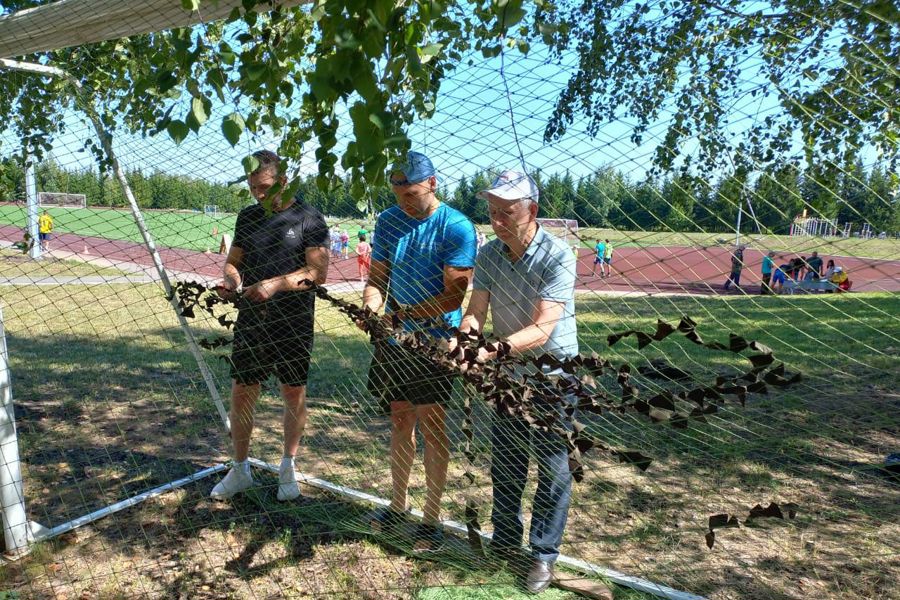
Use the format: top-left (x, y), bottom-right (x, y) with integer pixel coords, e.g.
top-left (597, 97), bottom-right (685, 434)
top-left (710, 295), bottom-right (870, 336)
top-left (38, 210), bottom-right (53, 251)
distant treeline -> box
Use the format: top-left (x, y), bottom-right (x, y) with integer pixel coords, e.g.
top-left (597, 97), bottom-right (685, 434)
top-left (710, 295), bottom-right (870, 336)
top-left (1, 157), bottom-right (896, 234)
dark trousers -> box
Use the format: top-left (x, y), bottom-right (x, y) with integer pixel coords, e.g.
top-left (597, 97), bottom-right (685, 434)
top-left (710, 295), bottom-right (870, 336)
top-left (761, 273), bottom-right (772, 294)
top-left (724, 270), bottom-right (741, 290)
top-left (490, 408), bottom-right (573, 562)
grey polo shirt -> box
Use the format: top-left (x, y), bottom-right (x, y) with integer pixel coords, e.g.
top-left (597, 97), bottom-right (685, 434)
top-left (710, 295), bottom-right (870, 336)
top-left (473, 225), bottom-right (578, 360)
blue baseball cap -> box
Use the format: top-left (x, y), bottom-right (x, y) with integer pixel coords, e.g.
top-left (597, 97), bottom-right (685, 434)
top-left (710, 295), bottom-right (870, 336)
top-left (392, 151), bottom-right (436, 184)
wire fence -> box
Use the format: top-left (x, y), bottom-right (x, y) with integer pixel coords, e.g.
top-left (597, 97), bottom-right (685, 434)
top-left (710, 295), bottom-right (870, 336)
top-left (0, 3), bottom-right (898, 600)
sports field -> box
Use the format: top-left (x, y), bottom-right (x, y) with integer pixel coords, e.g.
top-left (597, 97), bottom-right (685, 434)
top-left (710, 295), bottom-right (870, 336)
top-left (0, 204), bottom-right (237, 253)
top-left (1, 204), bottom-right (897, 260)
top-left (0, 272), bottom-right (896, 599)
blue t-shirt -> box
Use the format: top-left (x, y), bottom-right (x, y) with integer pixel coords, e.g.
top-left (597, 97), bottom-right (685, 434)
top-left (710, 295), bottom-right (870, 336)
top-left (594, 242), bottom-right (606, 259)
top-left (372, 203), bottom-right (477, 337)
top-left (761, 255), bottom-right (774, 275)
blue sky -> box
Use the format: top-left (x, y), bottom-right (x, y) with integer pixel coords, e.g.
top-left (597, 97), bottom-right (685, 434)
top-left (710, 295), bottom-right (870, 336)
top-left (0, 14), bottom-right (882, 194)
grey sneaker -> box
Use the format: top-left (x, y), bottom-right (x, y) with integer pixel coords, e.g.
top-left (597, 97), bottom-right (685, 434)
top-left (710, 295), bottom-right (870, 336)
top-left (277, 458), bottom-right (302, 502)
top-left (210, 464), bottom-right (254, 499)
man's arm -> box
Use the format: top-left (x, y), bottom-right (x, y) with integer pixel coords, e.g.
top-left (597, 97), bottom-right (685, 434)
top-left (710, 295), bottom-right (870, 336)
top-left (362, 258), bottom-right (391, 314)
top-left (394, 265), bottom-right (473, 321)
top-left (446, 288), bottom-right (490, 354)
top-left (218, 246), bottom-right (244, 299)
top-left (242, 246), bottom-right (330, 302)
top-left (459, 289), bottom-right (490, 334)
top-left (482, 299), bottom-right (567, 360)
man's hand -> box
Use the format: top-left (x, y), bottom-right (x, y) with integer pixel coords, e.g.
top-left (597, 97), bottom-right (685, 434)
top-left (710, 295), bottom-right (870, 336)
top-left (476, 345), bottom-right (496, 363)
top-left (443, 336), bottom-right (459, 355)
top-left (243, 278), bottom-right (283, 303)
top-left (215, 284), bottom-right (239, 301)
top-left (355, 305), bottom-right (381, 332)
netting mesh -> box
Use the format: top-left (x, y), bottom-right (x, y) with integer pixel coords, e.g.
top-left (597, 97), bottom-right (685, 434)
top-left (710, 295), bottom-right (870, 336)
top-left (0, 2), bottom-right (898, 600)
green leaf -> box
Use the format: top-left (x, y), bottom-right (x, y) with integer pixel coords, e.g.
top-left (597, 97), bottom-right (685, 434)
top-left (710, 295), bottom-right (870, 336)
top-left (242, 155), bottom-right (260, 175)
top-left (166, 120), bottom-right (190, 145)
top-left (218, 42), bottom-right (236, 66)
top-left (497, 1), bottom-right (526, 30)
top-left (420, 43), bottom-right (444, 64)
top-left (181, 0), bottom-right (200, 10)
top-left (222, 113), bottom-right (245, 147)
top-left (245, 63), bottom-right (267, 81)
top-left (191, 96), bottom-right (208, 127)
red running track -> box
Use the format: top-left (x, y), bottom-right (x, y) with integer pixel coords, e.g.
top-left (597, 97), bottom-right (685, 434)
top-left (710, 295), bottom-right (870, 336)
top-left (571, 245), bottom-right (900, 294)
top-left (3, 225), bottom-right (898, 294)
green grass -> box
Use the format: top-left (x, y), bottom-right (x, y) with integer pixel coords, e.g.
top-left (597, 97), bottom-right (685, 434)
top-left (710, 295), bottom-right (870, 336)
top-left (0, 205), bottom-right (237, 252)
top-left (0, 283), bottom-right (897, 600)
top-left (4, 205), bottom-right (897, 260)
top-left (565, 227), bottom-right (900, 260)
top-left (0, 248), bottom-right (127, 278)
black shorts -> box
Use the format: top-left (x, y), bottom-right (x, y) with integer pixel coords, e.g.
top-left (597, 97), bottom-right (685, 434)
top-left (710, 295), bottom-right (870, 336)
top-left (367, 342), bottom-right (454, 412)
top-left (39, 232), bottom-right (50, 241)
top-left (230, 306), bottom-right (314, 387)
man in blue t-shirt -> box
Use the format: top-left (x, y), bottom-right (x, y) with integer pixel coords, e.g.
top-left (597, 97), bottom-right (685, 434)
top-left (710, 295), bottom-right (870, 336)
top-left (362, 151), bottom-right (477, 551)
top-left (591, 238), bottom-right (606, 277)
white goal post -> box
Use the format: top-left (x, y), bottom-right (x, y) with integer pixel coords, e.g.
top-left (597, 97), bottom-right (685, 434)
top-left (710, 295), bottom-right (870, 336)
top-left (39, 191), bottom-right (86, 208)
top-left (536, 217), bottom-right (579, 245)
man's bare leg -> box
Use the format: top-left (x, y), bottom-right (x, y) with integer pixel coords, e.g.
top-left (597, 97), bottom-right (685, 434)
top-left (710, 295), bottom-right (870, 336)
top-left (231, 381), bottom-right (261, 461)
top-left (417, 403), bottom-right (448, 525)
top-left (389, 400), bottom-right (417, 514)
top-left (281, 383), bottom-right (308, 458)
top-left (278, 383), bottom-right (308, 501)
top-left (210, 381), bottom-right (259, 498)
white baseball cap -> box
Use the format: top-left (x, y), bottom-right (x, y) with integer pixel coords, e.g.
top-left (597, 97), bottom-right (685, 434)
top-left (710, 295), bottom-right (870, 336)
top-left (477, 170), bottom-right (539, 202)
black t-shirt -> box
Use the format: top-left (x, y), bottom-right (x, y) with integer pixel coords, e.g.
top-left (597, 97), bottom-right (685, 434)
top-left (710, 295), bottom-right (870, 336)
top-left (806, 256), bottom-right (823, 274)
top-left (233, 199), bottom-right (329, 316)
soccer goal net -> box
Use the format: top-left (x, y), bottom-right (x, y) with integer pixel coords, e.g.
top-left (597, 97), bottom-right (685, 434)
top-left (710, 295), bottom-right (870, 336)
top-left (536, 218), bottom-right (579, 246)
top-left (38, 192), bottom-right (86, 209)
top-left (0, 3), bottom-right (897, 600)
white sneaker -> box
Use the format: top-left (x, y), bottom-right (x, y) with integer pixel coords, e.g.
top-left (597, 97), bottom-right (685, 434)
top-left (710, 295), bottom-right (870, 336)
top-left (277, 457), bottom-right (301, 502)
top-left (210, 464), bottom-right (254, 499)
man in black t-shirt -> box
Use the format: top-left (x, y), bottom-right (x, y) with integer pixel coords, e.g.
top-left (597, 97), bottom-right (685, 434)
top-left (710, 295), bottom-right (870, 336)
top-left (805, 251), bottom-right (823, 281)
top-left (210, 150), bottom-right (330, 502)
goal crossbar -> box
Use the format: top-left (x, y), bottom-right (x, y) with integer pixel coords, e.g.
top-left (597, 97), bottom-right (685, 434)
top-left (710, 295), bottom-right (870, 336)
top-left (0, 0), bottom-right (308, 59)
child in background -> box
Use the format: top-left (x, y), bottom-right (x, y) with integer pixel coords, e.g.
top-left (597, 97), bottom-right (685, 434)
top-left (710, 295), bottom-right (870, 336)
top-left (356, 233), bottom-right (371, 282)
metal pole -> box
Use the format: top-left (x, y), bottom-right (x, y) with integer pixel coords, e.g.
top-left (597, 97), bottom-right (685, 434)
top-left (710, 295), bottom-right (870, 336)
top-left (0, 307), bottom-right (30, 555)
top-left (249, 457), bottom-right (707, 600)
top-left (24, 151), bottom-right (40, 260)
top-left (30, 463), bottom-right (227, 542)
top-left (0, 58), bottom-right (231, 433)
top-left (734, 198), bottom-right (743, 247)
top-left (89, 116), bottom-right (231, 431)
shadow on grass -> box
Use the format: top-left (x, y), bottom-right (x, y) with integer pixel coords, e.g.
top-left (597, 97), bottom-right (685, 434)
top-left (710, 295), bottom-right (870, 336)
top-left (3, 295), bottom-right (898, 600)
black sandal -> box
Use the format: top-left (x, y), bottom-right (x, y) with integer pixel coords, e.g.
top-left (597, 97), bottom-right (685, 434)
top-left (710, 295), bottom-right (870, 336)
top-left (369, 507), bottom-right (408, 535)
top-left (412, 523), bottom-right (445, 553)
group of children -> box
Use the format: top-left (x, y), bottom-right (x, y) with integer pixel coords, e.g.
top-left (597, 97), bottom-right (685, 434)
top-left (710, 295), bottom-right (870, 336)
top-left (761, 250), bottom-right (851, 294)
top-left (328, 227), bottom-right (374, 282)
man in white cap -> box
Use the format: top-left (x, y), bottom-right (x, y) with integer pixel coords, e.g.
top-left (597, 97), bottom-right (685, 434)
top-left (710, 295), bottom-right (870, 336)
top-left (454, 169), bottom-right (578, 594)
